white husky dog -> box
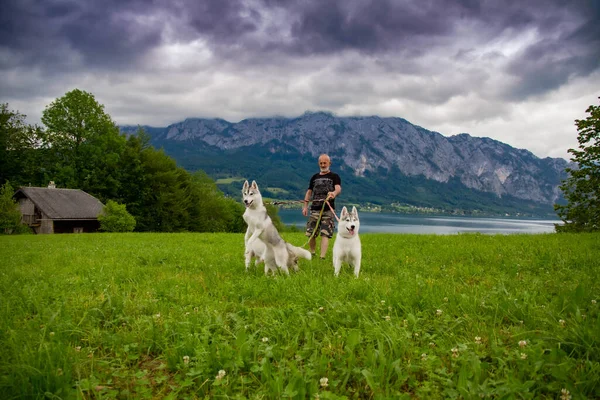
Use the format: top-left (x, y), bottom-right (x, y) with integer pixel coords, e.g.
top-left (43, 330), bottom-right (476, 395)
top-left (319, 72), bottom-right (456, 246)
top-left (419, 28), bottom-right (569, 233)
top-left (242, 180), bottom-right (312, 274)
top-left (333, 206), bottom-right (362, 277)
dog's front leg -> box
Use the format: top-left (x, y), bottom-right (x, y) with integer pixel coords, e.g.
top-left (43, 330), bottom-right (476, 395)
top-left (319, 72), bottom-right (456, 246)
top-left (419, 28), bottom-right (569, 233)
top-left (352, 259), bottom-right (361, 278)
top-left (246, 229), bottom-right (262, 246)
top-left (333, 256), bottom-right (342, 276)
top-left (244, 227), bottom-right (252, 246)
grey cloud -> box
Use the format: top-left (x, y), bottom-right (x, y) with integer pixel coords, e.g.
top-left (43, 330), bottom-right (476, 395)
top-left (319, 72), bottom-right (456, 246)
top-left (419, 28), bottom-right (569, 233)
top-left (0, 0), bottom-right (164, 71)
top-left (502, 3), bottom-right (600, 99)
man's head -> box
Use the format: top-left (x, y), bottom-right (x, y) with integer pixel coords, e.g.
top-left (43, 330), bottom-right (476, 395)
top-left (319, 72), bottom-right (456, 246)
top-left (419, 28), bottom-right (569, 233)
top-left (318, 154), bottom-right (331, 173)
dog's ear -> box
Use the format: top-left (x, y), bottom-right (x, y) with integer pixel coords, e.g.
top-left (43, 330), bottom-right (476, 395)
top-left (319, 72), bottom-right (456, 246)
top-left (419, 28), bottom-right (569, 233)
top-left (341, 206), bottom-right (348, 218)
top-left (352, 206), bottom-right (358, 217)
top-left (251, 180), bottom-right (258, 190)
top-left (243, 180), bottom-right (249, 190)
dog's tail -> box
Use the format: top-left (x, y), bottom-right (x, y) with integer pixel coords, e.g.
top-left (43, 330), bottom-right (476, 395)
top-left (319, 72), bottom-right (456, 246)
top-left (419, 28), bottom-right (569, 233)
top-left (286, 243), bottom-right (312, 260)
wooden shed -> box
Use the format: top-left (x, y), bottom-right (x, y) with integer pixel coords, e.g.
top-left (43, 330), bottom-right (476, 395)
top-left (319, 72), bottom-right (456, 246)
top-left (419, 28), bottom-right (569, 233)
top-left (14, 183), bottom-right (105, 234)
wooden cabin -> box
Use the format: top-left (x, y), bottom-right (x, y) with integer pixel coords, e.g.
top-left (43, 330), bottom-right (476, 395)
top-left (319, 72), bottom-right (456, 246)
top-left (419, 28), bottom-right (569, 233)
top-left (14, 183), bottom-right (105, 234)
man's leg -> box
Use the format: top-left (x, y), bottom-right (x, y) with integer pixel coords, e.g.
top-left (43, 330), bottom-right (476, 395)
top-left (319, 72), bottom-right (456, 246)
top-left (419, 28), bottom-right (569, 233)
top-left (319, 211), bottom-right (335, 259)
top-left (320, 236), bottom-right (329, 259)
top-left (309, 236), bottom-right (317, 255)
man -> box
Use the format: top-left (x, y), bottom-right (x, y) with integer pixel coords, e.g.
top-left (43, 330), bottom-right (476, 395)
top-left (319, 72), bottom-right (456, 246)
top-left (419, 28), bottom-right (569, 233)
top-left (302, 154), bottom-right (342, 259)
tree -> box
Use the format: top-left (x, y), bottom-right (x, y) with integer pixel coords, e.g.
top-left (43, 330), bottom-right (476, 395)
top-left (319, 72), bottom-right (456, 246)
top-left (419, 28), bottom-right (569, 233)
top-left (555, 98), bottom-right (600, 232)
top-left (41, 89), bottom-right (126, 200)
top-left (0, 104), bottom-right (45, 187)
top-left (98, 200), bottom-right (136, 232)
top-left (0, 181), bottom-right (24, 234)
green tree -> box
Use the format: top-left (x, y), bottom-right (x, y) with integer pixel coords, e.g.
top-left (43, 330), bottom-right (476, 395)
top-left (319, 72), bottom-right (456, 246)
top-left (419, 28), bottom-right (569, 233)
top-left (41, 89), bottom-right (126, 200)
top-left (98, 200), bottom-right (136, 232)
top-left (0, 104), bottom-right (45, 187)
top-left (0, 182), bottom-right (24, 234)
top-left (555, 98), bottom-right (600, 232)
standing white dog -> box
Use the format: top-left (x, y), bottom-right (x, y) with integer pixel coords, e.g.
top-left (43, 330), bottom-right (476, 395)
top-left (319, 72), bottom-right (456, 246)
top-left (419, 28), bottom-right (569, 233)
top-left (333, 206), bottom-right (362, 277)
top-left (242, 180), bottom-right (312, 274)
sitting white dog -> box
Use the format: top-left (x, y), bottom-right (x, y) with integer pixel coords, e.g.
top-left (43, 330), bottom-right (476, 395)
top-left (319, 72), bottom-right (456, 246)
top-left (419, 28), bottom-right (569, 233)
top-left (333, 206), bottom-right (361, 277)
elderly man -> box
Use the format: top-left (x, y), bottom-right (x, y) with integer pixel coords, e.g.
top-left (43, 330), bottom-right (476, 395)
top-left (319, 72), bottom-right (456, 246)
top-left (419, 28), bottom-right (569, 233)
top-left (302, 154), bottom-right (342, 260)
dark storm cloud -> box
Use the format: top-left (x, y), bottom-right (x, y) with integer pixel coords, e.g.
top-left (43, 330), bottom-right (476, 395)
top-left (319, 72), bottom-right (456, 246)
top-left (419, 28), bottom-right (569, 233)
top-left (2, 0), bottom-right (598, 72)
top-left (0, 0), bottom-right (163, 71)
top-left (503, 1), bottom-right (600, 99)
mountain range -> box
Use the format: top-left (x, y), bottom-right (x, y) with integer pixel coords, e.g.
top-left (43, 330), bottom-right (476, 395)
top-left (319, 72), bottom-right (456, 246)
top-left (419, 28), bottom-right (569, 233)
top-left (120, 111), bottom-right (572, 216)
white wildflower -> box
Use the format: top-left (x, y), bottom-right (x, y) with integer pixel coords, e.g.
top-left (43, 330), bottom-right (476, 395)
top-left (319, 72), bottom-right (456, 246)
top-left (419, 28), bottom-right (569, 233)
top-left (519, 340), bottom-right (527, 348)
top-left (421, 353), bottom-right (427, 360)
top-left (475, 336), bottom-right (482, 344)
top-left (183, 355), bottom-right (190, 365)
top-left (262, 337), bottom-right (269, 343)
top-left (216, 369), bottom-right (226, 380)
top-left (436, 309), bottom-right (443, 316)
top-left (384, 315), bottom-right (391, 321)
top-left (560, 388), bottom-right (571, 400)
top-left (592, 300), bottom-right (597, 305)
top-left (451, 347), bottom-right (459, 358)
top-left (319, 377), bottom-right (329, 388)
top-left (559, 319), bottom-right (566, 327)
top-left (520, 353), bottom-right (527, 360)
top-left (75, 346), bottom-right (82, 352)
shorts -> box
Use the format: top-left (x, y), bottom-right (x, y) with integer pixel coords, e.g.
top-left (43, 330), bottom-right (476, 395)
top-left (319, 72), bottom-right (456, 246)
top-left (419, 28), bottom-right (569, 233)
top-left (305, 210), bottom-right (335, 239)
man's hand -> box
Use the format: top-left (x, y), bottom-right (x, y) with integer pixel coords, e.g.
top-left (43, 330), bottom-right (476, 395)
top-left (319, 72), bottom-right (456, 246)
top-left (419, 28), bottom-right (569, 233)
top-left (327, 192), bottom-right (336, 200)
top-left (302, 205), bottom-right (308, 217)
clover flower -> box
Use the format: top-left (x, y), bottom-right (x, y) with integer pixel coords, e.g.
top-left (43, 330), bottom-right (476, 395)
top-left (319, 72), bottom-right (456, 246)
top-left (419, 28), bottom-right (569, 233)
top-left (520, 353), bottom-right (527, 360)
top-left (436, 309), bottom-right (443, 316)
top-left (475, 336), bottom-right (482, 344)
top-left (421, 353), bottom-right (427, 360)
top-left (320, 377), bottom-right (329, 388)
top-left (183, 355), bottom-right (190, 365)
top-left (518, 340), bottom-right (527, 348)
top-left (216, 369), bottom-right (226, 380)
top-left (559, 319), bottom-right (566, 327)
top-left (451, 347), bottom-right (459, 358)
top-left (592, 300), bottom-right (597, 305)
top-left (384, 315), bottom-right (391, 321)
top-left (262, 337), bottom-right (269, 343)
top-left (560, 388), bottom-right (571, 400)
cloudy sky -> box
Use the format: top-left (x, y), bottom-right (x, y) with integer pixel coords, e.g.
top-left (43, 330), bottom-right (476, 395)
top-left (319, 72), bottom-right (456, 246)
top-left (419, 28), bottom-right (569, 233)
top-left (2, 0), bottom-right (599, 159)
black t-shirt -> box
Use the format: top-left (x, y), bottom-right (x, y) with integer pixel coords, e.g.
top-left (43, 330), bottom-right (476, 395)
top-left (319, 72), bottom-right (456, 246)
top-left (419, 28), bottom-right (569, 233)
top-left (308, 171), bottom-right (341, 211)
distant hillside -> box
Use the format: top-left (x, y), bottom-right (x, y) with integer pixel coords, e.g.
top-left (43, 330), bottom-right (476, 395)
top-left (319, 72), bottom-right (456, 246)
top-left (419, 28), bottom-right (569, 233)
top-left (121, 112), bottom-right (571, 216)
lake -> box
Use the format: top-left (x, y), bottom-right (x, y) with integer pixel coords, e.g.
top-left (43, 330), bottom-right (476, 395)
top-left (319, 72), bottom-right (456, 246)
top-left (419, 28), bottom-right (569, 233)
top-left (277, 209), bottom-right (561, 234)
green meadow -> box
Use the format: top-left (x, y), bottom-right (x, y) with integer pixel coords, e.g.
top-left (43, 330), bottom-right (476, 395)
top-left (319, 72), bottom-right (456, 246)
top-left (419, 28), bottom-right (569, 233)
top-left (1, 232), bottom-right (599, 399)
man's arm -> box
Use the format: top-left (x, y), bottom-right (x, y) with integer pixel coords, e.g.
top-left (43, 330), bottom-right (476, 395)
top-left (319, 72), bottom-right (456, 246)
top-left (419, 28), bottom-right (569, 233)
top-left (302, 189), bottom-right (313, 216)
top-left (327, 184), bottom-right (341, 200)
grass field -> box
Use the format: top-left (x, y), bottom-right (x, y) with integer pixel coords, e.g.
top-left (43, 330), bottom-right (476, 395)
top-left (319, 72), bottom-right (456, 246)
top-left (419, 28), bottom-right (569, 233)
top-left (1, 232), bottom-right (599, 399)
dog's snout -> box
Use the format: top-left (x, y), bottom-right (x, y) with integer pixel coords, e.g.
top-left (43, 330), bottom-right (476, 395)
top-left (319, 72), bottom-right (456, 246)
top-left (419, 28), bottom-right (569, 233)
top-left (350, 225), bottom-right (355, 229)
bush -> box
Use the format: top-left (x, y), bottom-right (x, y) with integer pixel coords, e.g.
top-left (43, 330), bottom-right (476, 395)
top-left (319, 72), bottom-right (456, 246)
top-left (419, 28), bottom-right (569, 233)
top-left (98, 200), bottom-right (136, 232)
top-left (0, 181), bottom-right (23, 234)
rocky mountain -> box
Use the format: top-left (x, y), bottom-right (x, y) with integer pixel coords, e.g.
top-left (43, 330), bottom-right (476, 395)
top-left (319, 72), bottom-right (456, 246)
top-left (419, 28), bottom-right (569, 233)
top-left (121, 111), bottom-right (572, 215)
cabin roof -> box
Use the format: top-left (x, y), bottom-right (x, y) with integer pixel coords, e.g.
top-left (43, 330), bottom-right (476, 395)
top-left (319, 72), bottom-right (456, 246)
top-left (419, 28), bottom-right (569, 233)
top-left (14, 187), bottom-right (104, 220)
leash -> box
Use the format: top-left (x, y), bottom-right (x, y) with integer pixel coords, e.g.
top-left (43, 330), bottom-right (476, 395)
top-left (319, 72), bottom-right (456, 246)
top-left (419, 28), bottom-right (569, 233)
top-left (301, 198), bottom-right (340, 248)
top-left (263, 197), bottom-right (340, 249)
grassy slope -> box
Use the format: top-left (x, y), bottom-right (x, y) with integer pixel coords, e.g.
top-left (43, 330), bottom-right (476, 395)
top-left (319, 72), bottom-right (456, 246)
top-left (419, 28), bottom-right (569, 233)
top-left (1, 232), bottom-right (599, 399)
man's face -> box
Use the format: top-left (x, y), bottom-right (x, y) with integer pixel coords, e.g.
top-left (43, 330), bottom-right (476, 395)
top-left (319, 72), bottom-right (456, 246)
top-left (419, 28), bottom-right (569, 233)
top-left (319, 157), bottom-right (331, 172)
